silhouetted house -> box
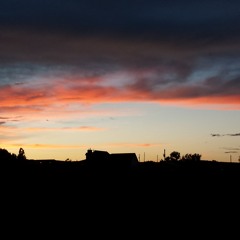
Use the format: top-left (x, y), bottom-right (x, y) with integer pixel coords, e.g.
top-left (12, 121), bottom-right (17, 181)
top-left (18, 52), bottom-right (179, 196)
top-left (85, 149), bottom-right (110, 162)
top-left (85, 149), bottom-right (138, 167)
top-left (110, 153), bottom-right (138, 167)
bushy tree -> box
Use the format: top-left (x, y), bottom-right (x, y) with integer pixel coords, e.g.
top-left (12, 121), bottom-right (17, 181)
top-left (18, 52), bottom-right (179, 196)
top-left (164, 151), bottom-right (181, 162)
top-left (17, 147), bottom-right (27, 160)
top-left (181, 153), bottom-right (201, 162)
top-left (0, 148), bottom-right (17, 161)
top-left (170, 151), bottom-right (181, 161)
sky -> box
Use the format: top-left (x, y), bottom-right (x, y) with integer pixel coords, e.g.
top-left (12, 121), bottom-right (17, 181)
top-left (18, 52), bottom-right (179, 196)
top-left (0, 0), bottom-right (240, 162)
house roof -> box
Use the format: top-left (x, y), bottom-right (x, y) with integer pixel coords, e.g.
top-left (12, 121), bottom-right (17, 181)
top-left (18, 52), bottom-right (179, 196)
top-left (110, 153), bottom-right (138, 161)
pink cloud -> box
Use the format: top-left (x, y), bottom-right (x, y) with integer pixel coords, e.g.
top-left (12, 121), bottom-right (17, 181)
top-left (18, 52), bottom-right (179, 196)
top-left (1, 78), bottom-right (240, 113)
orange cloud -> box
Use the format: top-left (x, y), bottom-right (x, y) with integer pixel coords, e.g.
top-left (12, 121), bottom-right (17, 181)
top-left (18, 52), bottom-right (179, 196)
top-left (2, 143), bottom-right (86, 149)
top-left (1, 67), bottom-right (240, 115)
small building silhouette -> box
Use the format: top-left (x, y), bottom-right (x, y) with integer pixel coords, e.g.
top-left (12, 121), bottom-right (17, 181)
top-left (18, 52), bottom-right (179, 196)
top-left (85, 149), bottom-right (110, 161)
top-left (85, 149), bottom-right (138, 167)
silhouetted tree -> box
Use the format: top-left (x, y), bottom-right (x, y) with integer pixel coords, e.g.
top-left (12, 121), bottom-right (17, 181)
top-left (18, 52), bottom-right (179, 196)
top-left (164, 151), bottom-right (181, 162)
top-left (0, 148), bottom-right (17, 161)
top-left (181, 153), bottom-right (201, 162)
top-left (0, 148), bottom-right (12, 160)
top-left (192, 153), bottom-right (201, 161)
top-left (17, 147), bottom-right (26, 160)
top-left (11, 153), bottom-right (17, 160)
top-left (170, 151), bottom-right (181, 161)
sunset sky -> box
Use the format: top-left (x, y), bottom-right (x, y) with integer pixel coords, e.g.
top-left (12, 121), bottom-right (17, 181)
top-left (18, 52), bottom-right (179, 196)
top-left (0, 0), bottom-right (240, 162)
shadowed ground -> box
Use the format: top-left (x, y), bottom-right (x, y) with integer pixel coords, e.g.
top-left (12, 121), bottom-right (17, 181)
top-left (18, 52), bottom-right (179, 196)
top-left (1, 158), bottom-right (239, 237)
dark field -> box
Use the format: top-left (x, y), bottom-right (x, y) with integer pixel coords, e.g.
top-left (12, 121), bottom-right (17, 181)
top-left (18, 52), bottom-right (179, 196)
top-left (1, 158), bottom-right (239, 235)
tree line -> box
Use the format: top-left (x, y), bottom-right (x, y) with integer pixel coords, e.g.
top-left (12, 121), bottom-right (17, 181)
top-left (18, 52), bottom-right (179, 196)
top-left (163, 151), bottom-right (201, 162)
top-left (0, 147), bottom-right (26, 161)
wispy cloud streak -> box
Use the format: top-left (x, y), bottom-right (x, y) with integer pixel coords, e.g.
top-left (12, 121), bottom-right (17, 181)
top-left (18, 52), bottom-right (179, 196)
top-left (211, 133), bottom-right (240, 137)
top-left (25, 126), bottom-right (105, 132)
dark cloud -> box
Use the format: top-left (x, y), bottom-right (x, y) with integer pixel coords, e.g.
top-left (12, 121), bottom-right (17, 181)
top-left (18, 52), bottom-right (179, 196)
top-left (211, 133), bottom-right (240, 137)
top-left (215, 77), bottom-right (240, 96)
top-left (0, 1), bottom-right (240, 108)
top-left (225, 151), bottom-right (238, 154)
top-left (195, 76), bottom-right (240, 97)
top-left (0, 116), bottom-right (22, 122)
top-left (211, 134), bottom-right (222, 137)
top-left (227, 133), bottom-right (240, 136)
top-left (0, 0), bottom-right (240, 39)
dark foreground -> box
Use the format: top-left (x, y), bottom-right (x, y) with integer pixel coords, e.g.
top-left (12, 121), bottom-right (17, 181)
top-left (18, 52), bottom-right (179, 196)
top-left (2, 159), bottom-right (240, 194)
top-left (1, 159), bottom-right (239, 236)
